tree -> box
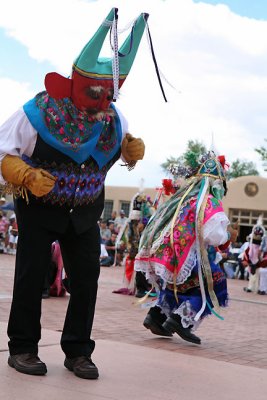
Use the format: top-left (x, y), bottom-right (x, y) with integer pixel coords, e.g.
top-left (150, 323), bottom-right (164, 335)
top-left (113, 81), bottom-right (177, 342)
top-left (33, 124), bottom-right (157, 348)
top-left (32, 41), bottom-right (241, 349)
top-left (161, 156), bottom-right (181, 174)
top-left (161, 140), bottom-right (207, 174)
top-left (227, 159), bottom-right (259, 179)
top-left (255, 140), bottom-right (267, 171)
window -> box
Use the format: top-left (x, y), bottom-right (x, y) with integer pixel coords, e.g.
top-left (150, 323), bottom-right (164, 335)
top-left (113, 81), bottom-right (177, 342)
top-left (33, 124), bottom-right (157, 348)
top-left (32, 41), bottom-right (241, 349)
top-left (241, 211), bottom-right (250, 217)
top-left (103, 200), bottom-right (114, 221)
top-left (120, 201), bottom-right (130, 217)
top-left (229, 208), bottom-right (266, 230)
top-left (231, 209), bottom-right (239, 216)
top-left (240, 218), bottom-right (249, 224)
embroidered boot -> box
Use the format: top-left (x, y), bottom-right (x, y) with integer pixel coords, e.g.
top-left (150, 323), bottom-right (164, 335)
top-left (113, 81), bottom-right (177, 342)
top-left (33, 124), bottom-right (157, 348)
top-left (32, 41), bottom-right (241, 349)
top-left (143, 306), bottom-right (173, 337)
top-left (162, 313), bottom-right (201, 344)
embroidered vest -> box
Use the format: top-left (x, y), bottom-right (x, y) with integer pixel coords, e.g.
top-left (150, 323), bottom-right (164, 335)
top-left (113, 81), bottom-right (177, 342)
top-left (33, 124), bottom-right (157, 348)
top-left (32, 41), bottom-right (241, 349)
top-left (16, 93), bottom-right (123, 234)
top-left (17, 135), bottom-right (121, 234)
top-left (22, 92), bottom-right (122, 207)
top-left (22, 135), bottom-right (121, 207)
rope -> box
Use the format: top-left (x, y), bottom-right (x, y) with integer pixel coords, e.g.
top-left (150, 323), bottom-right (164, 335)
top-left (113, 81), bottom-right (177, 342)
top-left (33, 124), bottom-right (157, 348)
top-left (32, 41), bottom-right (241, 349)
top-left (145, 22), bottom-right (168, 102)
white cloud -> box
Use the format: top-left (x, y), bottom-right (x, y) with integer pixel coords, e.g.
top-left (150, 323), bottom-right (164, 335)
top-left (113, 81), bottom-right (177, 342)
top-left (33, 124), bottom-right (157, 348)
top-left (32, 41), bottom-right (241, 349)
top-left (0, 0), bottom-right (267, 187)
top-left (0, 78), bottom-right (34, 121)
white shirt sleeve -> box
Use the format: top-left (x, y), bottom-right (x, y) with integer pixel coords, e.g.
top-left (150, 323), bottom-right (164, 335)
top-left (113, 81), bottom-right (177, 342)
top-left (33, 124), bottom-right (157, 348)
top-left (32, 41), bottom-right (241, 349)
top-left (0, 108), bottom-right (37, 184)
top-left (238, 242), bottom-right (249, 259)
top-left (114, 106), bottom-right (128, 142)
top-left (114, 105), bottom-right (132, 163)
top-left (100, 243), bottom-right (109, 257)
top-left (203, 211), bottom-right (230, 247)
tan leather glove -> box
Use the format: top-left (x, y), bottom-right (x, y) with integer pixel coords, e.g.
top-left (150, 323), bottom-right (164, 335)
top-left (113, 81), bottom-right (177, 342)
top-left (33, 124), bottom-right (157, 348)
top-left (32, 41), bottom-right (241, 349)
top-left (121, 133), bottom-right (145, 163)
top-left (1, 155), bottom-right (56, 197)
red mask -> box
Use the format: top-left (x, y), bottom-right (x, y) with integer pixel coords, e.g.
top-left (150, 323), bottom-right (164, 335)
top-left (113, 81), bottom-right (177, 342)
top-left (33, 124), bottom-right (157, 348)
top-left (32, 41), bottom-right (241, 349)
top-left (45, 71), bottom-right (125, 113)
top-left (71, 72), bottom-right (119, 113)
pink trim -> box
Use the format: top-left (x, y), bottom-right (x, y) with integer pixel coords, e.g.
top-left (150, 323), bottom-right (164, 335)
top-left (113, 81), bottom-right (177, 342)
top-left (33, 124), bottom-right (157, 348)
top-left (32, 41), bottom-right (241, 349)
top-left (137, 195), bottom-right (224, 276)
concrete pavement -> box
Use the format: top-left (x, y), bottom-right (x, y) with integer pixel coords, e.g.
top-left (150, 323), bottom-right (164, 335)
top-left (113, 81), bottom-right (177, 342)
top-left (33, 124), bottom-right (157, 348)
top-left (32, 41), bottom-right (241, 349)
top-left (1, 253), bottom-right (267, 400)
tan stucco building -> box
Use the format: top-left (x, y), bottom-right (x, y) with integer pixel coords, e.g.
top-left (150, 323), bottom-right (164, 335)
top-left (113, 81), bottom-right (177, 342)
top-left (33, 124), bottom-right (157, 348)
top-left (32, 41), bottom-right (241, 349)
top-left (104, 185), bottom-right (157, 220)
top-left (106, 175), bottom-right (267, 242)
top-left (2, 176), bottom-right (266, 242)
top-left (222, 175), bottom-right (267, 241)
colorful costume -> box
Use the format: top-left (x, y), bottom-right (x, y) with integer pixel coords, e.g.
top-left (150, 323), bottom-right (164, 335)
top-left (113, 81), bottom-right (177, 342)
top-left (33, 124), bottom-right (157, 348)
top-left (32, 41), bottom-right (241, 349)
top-left (243, 220), bottom-right (265, 294)
top-left (0, 8), bottom-right (155, 378)
top-left (112, 191), bottom-right (154, 296)
top-left (258, 235), bottom-right (267, 294)
top-left (49, 241), bottom-right (66, 298)
top-left (135, 152), bottom-right (237, 344)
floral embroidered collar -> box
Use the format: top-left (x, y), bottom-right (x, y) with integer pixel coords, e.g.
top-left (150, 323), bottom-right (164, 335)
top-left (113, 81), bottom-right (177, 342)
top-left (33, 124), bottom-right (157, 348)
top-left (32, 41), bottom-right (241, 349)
top-left (23, 92), bottom-right (122, 167)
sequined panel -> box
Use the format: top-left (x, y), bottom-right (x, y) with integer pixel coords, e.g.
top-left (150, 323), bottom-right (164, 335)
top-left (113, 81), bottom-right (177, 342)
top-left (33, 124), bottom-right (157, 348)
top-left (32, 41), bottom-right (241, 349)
top-left (22, 157), bottom-right (113, 206)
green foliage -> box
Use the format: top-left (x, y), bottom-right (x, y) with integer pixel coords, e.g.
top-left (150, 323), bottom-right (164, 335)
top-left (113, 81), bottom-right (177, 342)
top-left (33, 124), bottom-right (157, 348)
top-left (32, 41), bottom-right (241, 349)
top-left (186, 140), bottom-right (206, 156)
top-left (227, 159), bottom-right (259, 179)
top-left (255, 139), bottom-right (267, 171)
top-left (160, 140), bottom-right (207, 174)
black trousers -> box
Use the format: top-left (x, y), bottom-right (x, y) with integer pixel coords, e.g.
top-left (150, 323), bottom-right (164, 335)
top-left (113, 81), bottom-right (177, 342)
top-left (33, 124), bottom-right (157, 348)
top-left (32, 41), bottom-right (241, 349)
top-left (135, 271), bottom-right (151, 292)
top-left (7, 209), bottom-right (100, 358)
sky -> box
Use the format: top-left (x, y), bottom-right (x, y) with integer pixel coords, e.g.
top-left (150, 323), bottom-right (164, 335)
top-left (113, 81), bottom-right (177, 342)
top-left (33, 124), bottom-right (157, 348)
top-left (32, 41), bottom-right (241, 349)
top-left (1, 0), bottom-right (267, 189)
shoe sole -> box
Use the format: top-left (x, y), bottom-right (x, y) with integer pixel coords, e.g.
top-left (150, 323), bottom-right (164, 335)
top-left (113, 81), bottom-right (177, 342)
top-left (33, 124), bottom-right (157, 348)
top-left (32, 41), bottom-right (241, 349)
top-left (143, 316), bottom-right (173, 337)
top-left (163, 319), bottom-right (201, 345)
top-left (8, 356), bottom-right (47, 375)
top-left (64, 359), bottom-right (99, 379)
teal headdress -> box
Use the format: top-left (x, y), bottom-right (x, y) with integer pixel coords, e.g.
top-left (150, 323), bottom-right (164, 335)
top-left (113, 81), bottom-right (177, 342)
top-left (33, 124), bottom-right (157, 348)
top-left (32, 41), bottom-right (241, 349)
top-left (197, 155), bottom-right (226, 180)
top-left (72, 9), bottom-right (149, 98)
top-left (45, 8), bottom-right (167, 107)
top-left (169, 151), bottom-right (226, 181)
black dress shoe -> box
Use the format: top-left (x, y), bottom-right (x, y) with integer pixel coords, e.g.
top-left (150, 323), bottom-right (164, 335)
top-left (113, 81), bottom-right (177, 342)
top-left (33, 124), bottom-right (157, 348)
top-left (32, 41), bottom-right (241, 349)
top-left (143, 314), bottom-right (173, 337)
top-left (162, 314), bottom-right (201, 345)
top-left (64, 356), bottom-right (99, 379)
top-left (8, 353), bottom-right (47, 375)
top-left (243, 287), bottom-right (252, 293)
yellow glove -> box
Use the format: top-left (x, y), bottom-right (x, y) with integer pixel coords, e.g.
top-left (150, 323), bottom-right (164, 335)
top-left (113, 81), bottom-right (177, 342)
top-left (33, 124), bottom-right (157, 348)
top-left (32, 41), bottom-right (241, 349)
top-left (121, 133), bottom-right (145, 163)
top-left (1, 155), bottom-right (56, 197)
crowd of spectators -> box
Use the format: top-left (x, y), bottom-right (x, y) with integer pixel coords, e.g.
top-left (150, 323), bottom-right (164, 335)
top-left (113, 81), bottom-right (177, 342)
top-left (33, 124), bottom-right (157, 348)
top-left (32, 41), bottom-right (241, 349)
top-left (98, 209), bottom-right (128, 267)
top-left (4, 199), bottom-right (265, 297)
top-left (0, 204), bottom-right (129, 265)
top-left (219, 234), bottom-right (267, 295)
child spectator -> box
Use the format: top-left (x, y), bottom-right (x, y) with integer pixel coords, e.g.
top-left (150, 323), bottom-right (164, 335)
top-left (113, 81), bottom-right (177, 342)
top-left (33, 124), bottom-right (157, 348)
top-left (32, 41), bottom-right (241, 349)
top-left (99, 242), bottom-right (112, 267)
top-left (6, 214), bottom-right (18, 255)
top-left (114, 210), bottom-right (128, 232)
top-left (107, 221), bottom-right (117, 235)
top-left (99, 220), bottom-right (111, 244)
top-left (0, 211), bottom-right (9, 253)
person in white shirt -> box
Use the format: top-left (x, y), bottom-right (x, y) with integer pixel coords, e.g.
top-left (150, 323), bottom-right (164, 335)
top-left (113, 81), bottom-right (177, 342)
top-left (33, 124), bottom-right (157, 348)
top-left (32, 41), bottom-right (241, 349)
top-left (0, 8), bottom-right (146, 379)
top-left (114, 210), bottom-right (128, 233)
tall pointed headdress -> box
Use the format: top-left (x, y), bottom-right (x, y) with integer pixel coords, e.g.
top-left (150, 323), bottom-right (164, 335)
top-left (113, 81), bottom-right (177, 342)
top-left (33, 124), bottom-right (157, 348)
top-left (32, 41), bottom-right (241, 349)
top-left (250, 215), bottom-right (265, 244)
top-left (45, 8), bottom-right (150, 110)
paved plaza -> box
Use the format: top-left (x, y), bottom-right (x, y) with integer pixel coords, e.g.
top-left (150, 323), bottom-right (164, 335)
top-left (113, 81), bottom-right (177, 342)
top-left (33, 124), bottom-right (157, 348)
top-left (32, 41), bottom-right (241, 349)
top-left (0, 253), bottom-right (267, 400)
